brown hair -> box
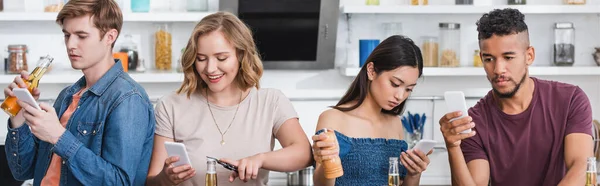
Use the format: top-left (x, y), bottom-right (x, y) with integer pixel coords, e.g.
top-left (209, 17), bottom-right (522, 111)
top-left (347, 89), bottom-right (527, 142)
top-left (56, 0), bottom-right (123, 48)
top-left (334, 35), bottom-right (423, 116)
top-left (177, 11), bottom-right (263, 98)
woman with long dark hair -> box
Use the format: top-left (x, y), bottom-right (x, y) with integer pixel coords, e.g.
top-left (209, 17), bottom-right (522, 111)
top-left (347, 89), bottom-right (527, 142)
top-left (312, 35), bottom-right (431, 186)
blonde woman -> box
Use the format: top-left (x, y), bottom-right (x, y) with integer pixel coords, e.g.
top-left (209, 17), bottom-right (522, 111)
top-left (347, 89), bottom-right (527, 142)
top-left (146, 12), bottom-right (312, 186)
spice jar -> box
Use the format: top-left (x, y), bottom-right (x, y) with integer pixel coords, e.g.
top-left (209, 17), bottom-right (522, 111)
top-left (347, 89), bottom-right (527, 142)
top-left (473, 50), bottom-right (483, 67)
top-left (7, 45), bottom-right (28, 74)
top-left (508, 0), bottom-right (526, 4)
top-left (155, 24), bottom-right (172, 71)
top-left (439, 23), bottom-right (460, 67)
top-left (564, 0), bottom-right (585, 4)
top-left (554, 22), bottom-right (575, 66)
top-left (421, 36), bottom-right (438, 67)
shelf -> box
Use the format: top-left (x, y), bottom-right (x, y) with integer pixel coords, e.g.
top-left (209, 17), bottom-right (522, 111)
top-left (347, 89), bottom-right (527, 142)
top-left (0, 71), bottom-right (184, 84)
top-left (340, 66), bottom-right (600, 77)
top-left (0, 12), bottom-right (214, 22)
top-left (342, 5), bottom-right (600, 14)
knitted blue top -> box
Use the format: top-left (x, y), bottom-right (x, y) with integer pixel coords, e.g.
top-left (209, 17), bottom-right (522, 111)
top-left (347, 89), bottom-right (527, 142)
top-left (315, 130), bottom-right (409, 185)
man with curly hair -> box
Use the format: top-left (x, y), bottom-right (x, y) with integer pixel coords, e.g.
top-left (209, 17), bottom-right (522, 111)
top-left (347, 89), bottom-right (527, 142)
top-left (438, 8), bottom-right (593, 186)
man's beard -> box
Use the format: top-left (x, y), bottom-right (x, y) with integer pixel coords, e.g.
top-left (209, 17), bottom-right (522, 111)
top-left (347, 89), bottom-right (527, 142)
top-left (491, 72), bottom-right (527, 98)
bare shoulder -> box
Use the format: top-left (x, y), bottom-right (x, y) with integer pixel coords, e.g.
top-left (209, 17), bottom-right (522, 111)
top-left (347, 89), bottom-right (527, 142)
top-left (315, 108), bottom-right (346, 133)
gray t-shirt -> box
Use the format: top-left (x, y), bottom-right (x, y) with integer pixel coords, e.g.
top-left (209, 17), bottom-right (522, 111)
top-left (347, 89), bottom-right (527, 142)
top-left (154, 87), bottom-right (299, 186)
top-left (462, 77), bottom-right (593, 186)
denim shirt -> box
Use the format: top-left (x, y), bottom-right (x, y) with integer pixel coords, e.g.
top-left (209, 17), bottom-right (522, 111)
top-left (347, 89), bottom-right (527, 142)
top-left (5, 60), bottom-right (155, 186)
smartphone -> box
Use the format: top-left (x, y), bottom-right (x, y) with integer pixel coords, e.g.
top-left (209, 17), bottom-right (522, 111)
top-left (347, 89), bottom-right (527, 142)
top-left (444, 91), bottom-right (471, 134)
top-left (207, 156), bottom-right (238, 172)
top-left (164, 141), bottom-right (192, 167)
top-left (13, 88), bottom-right (41, 110)
top-left (412, 139), bottom-right (436, 153)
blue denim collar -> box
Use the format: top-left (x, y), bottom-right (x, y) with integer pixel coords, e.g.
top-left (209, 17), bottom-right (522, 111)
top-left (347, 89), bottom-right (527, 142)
top-left (67, 59), bottom-right (124, 96)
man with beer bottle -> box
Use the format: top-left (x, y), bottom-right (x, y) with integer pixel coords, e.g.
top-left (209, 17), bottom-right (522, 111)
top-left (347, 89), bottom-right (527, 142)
top-left (2, 0), bottom-right (155, 185)
top-left (438, 8), bottom-right (594, 186)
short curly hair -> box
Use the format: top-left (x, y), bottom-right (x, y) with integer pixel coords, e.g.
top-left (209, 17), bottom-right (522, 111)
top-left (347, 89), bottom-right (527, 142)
top-left (476, 8), bottom-right (528, 41)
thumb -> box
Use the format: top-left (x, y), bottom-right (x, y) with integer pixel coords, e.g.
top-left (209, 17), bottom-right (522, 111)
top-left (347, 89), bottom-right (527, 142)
top-left (38, 102), bottom-right (54, 113)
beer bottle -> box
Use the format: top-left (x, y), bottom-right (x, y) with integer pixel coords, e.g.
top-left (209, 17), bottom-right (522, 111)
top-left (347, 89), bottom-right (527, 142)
top-left (388, 157), bottom-right (400, 186)
top-left (206, 158), bottom-right (218, 186)
top-left (586, 157), bottom-right (597, 186)
top-left (1, 55), bottom-right (53, 117)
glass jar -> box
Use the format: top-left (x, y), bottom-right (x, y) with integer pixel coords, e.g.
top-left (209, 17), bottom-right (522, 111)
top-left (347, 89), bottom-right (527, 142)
top-left (410, 0), bottom-right (428, 5)
top-left (3, 0), bottom-right (25, 12)
top-left (366, 0), bottom-right (380, 5)
top-left (508, 0), bottom-right (526, 5)
top-left (456, 0), bottom-right (473, 4)
top-left (382, 22), bottom-right (402, 40)
top-left (0, 0), bottom-right (4, 12)
top-left (155, 24), bottom-right (172, 71)
top-left (7, 45), bottom-right (28, 74)
top-left (421, 36), bottom-right (438, 67)
top-left (131, 0), bottom-right (150, 12)
top-left (473, 50), bottom-right (483, 67)
top-left (564, 0), bottom-right (585, 4)
top-left (119, 34), bottom-right (139, 71)
top-left (187, 0), bottom-right (208, 11)
top-left (44, 0), bottom-right (64, 12)
top-left (554, 22), bottom-right (575, 66)
top-left (439, 23), bottom-right (460, 67)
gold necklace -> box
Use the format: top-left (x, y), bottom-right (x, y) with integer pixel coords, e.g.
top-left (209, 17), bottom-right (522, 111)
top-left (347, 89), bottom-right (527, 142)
top-left (206, 89), bottom-right (242, 145)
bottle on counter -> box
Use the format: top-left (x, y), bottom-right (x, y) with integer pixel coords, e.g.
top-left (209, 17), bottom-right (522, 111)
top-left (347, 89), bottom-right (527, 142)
top-left (388, 157), bottom-right (400, 186)
top-left (206, 158), bottom-right (218, 186)
top-left (586, 157), bottom-right (597, 186)
top-left (119, 34), bottom-right (139, 71)
top-left (1, 55), bottom-right (53, 117)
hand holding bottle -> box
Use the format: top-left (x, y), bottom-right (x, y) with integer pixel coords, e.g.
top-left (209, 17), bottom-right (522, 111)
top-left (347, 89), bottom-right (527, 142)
top-left (3, 71), bottom-right (40, 128)
top-left (312, 128), bottom-right (343, 179)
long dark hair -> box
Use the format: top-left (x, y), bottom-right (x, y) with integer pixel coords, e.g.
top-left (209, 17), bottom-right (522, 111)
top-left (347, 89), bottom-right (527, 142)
top-left (333, 35), bottom-right (424, 115)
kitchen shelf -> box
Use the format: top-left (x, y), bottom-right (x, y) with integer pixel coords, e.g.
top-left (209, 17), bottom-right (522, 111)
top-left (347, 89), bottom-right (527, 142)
top-left (0, 71), bottom-right (184, 84)
top-left (342, 5), bottom-right (600, 14)
top-left (340, 66), bottom-right (600, 77)
top-left (0, 12), bottom-right (214, 22)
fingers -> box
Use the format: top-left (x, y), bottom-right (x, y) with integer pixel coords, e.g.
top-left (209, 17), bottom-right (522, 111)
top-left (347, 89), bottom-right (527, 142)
top-left (400, 153), bottom-right (416, 173)
top-left (18, 101), bottom-right (40, 118)
top-left (450, 122), bottom-right (475, 134)
top-left (401, 151), bottom-right (421, 173)
top-left (441, 111), bottom-right (462, 123)
top-left (20, 71), bottom-right (29, 80)
top-left (409, 150), bottom-right (429, 171)
top-left (237, 159), bottom-right (247, 181)
top-left (311, 133), bottom-right (328, 142)
top-left (171, 165), bottom-right (192, 175)
top-left (450, 116), bottom-right (472, 128)
top-left (39, 102), bottom-right (53, 113)
top-left (180, 168), bottom-right (196, 181)
top-left (244, 161), bottom-right (253, 182)
top-left (31, 88), bottom-right (40, 99)
top-left (14, 75), bottom-right (27, 88)
top-left (229, 172), bottom-right (238, 182)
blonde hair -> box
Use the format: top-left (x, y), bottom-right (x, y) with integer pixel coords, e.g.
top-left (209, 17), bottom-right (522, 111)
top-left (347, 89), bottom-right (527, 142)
top-left (177, 11), bottom-right (263, 98)
top-left (56, 0), bottom-right (123, 48)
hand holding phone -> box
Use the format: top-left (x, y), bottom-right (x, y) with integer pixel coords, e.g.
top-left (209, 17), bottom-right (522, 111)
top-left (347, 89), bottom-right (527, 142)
top-left (13, 88), bottom-right (41, 110)
top-left (444, 91), bottom-right (471, 134)
top-left (164, 141), bottom-right (192, 167)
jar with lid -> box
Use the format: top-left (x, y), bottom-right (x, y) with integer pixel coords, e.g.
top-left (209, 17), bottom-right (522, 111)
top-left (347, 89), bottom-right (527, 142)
top-left (131, 0), bottom-right (150, 12)
top-left (564, 0), bottom-right (585, 5)
top-left (44, 0), bottom-right (64, 12)
top-left (473, 50), bottom-right (483, 67)
top-left (420, 36), bottom-right (438, 67)
top-left (7, 45), bottom-right (28, 74)
top-left (155, 24), bottom-right (172, 71)
top-left (187, 0), bottom-right (208, 11)
top-left (410, 0), bottom-right (428, 5)
top-left (508, 0), bottom-right (526, 4)
top-left (119, 34), bottom-right (139, 71)
top-left (439, 23), bottom-right (460, 67)
top-left (554, 22), bottom-right (575, 66)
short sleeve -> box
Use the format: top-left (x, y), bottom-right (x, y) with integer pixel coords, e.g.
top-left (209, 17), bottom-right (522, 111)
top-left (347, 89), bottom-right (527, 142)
top-left (461, 108), bottom-right (488, 163)
top-left (272, 89), bottom-right (299, 135)
top-left (565, 87), bottom-right (593, 136)
top-left (154, 97), bottom-right (174, 139)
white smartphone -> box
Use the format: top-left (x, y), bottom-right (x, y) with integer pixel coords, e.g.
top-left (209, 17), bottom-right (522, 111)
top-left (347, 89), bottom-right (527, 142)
top-left (444, 91), bottom-right (471, 134)
top-left (164, 141), bottom-right (192, 167)
top-left (13, 88), bottom-right (41, 110)
top-left (412, 139), bottom-right (436, 153)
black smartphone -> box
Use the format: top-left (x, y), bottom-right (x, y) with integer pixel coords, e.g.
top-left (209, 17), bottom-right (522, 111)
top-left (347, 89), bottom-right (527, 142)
top-left (207, 156), bottom-right (238, 172)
